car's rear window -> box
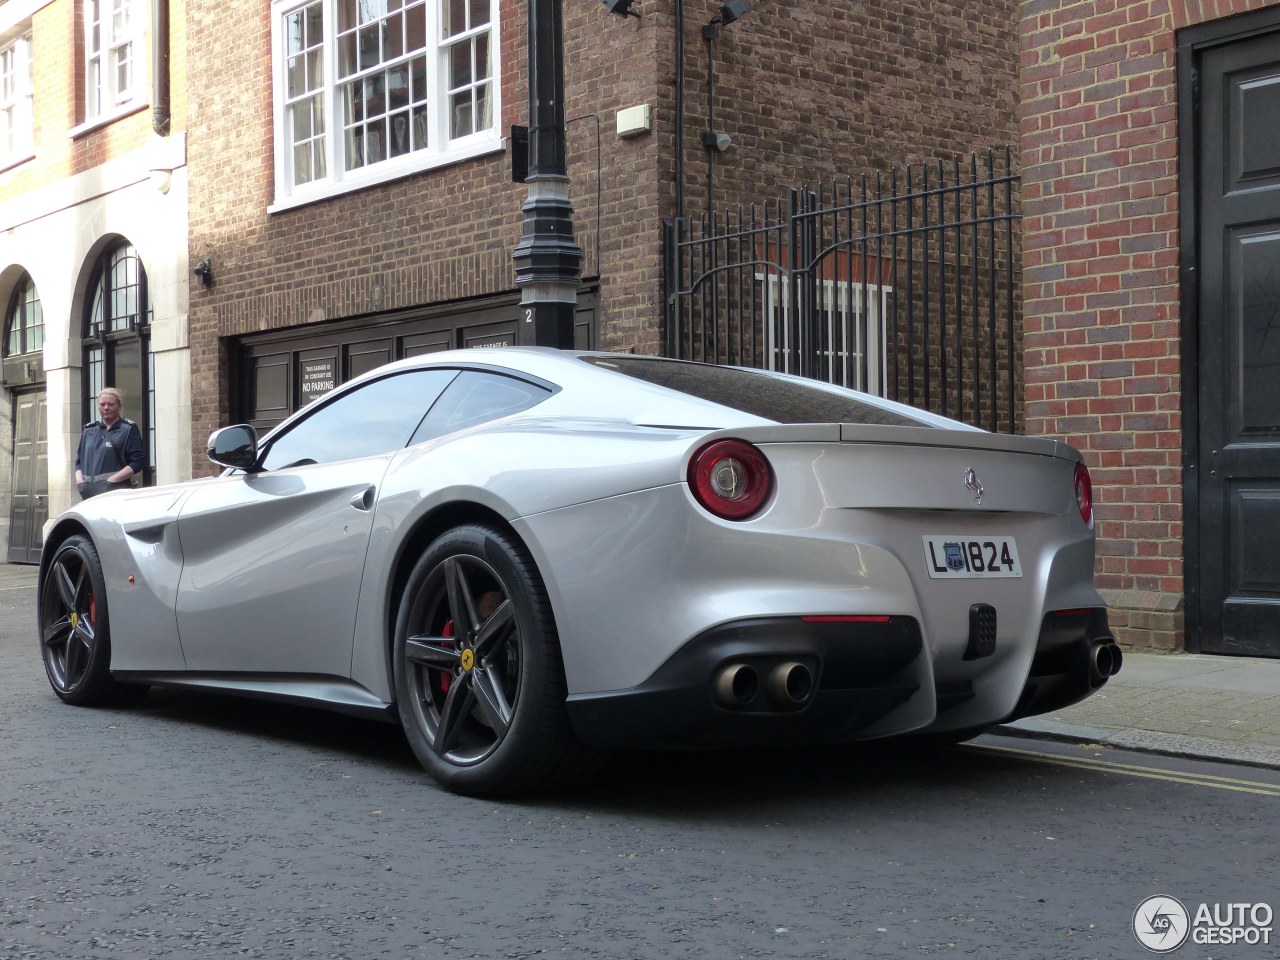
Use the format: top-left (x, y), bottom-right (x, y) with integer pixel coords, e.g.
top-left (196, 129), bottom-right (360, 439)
top-left (580, 356), bottom-right (926, 426)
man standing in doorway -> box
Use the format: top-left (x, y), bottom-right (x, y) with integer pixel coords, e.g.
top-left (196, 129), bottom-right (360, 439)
top-left (75, 387), bottom-right (144, 499)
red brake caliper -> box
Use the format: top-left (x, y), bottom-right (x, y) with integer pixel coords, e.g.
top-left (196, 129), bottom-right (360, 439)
top-left (439, 620), bottom-right (454, 693)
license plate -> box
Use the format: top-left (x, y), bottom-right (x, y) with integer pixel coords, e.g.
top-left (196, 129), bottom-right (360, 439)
top-left (922, 536), bottom-right (1022, 579)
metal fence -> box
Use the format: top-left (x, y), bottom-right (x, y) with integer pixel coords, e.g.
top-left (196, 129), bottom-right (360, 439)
top-left (663, 148), bottom-right (1021, 433)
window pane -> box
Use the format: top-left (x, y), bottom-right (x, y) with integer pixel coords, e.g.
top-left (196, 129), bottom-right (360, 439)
top-left (406, 2), bottom-right (426, 51)
top-left (338, 0), bottom-right (358, 34)
top-left (385, 11), bottom-right (404, 59)
top-left (286, 9), bottom-right (306, 55)
top-left (449, 41), bottom-right (471, 88)
top-left (443, 0), bottom-right (467, 37)
top-left (475, 83), bottom-right (490, 131)
top-left (411, 371), bottom-right (551, 444)
top-left (358, 23), bottom-right (379, 70)
top-left (389, 109), bottom-right (410, 156)
top-left (29, 290), bottom-right (43, 351)
top-left (475, 32), bottom-right (489, 80)
top-left (469, 0), bottom-right (490, 28)
top-left (261, 369), bottom-right (456, 470)
top-left (388, 63), bottom-right (408, 110)
top-left (450, 91), bottom-right (471, 139)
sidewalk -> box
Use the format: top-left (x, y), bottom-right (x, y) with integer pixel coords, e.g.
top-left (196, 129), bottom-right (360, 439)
top-left (5, 561), bottom-right (1279, 768)
top-left (999, 650), bottom-right (1280, 769)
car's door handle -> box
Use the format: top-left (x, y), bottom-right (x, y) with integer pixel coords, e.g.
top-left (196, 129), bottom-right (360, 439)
top-left (350, 486), bottom-right (375, 511)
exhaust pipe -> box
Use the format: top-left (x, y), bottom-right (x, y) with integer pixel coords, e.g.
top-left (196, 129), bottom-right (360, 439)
top-left (1089, 641), bottom-right (1123, 684)
top-left (713, 663), bottom-right (759, 706)
top-left (767, 661), bottom-right (814, 705)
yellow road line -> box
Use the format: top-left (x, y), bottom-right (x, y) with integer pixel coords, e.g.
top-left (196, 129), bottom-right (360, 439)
top-left (966, 742), bottom-right (1280, 797)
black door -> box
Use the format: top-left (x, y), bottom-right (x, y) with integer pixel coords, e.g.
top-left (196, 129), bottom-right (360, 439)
top-left (1193, 27), bottom-right (1280, 656)
top-left (7, 389), bottom-right (47, 564)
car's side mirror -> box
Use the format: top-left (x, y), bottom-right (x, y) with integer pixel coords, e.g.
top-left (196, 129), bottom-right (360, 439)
top-left (207, 425), bottom-right (259, 471)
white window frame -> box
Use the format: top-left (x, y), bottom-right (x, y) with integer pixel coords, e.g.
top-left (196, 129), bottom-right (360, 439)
top-left (0, 30), bottom-right (33, 168)
top-left (83, 0), bottom-right (143, 123)
top-left (270, 0), bottom-right (502, 211)
top-left (760, 272), bottom-right (892, 394)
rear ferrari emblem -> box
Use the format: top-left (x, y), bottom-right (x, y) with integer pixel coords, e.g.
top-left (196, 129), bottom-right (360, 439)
top-left (964, 468), bottom-right (984, 504)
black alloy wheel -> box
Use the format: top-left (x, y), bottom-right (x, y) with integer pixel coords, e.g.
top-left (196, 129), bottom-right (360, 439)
top-left (393, 524), bottom-right (595, 796)
top-left (39, 535), bottom-right (140, 706)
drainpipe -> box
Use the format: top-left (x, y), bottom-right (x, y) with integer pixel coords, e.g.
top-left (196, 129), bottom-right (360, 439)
top-left (675, 0), bottom-right (685, 222)
top-left (151, 0), bottom-right (170, 135)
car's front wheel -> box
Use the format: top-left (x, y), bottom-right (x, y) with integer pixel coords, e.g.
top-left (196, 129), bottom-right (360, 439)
top-left (393, 524), bottom-right (595, 796)
top-left (39, 534), bottom-right (144, 706)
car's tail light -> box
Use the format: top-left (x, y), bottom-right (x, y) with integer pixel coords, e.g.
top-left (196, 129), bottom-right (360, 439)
top-left (687, 439), bottom-right (773, 520)
top-left (1074, 461), bottom-right (1093, 526)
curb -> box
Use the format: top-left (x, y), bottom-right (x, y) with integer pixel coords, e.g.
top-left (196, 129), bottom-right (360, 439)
top-left (995, 720), bottom-right (1280, 772)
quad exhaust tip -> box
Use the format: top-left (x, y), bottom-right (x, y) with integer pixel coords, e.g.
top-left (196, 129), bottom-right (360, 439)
top-left (1089, 641), bottom-right (1124, 684)
top-left (768, 661), bottom-right (814, 704)
top-left (713, 663), bottom-right (759, 706)
top-left (713, 660), bottom-right (815, 708)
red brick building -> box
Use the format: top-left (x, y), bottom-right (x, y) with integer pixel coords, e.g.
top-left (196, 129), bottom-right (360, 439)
top-left (1019, 0), bottom-right (1280, 656)
top-left (185, 0), bottom-right (1020, 458)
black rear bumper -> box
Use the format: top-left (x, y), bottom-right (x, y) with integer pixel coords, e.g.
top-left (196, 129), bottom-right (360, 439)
top-left (565, 616), bottom-right (923, 749)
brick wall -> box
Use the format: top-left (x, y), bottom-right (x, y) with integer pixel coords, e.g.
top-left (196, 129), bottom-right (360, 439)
top-left (186, 0), bottom-right (1021, 476)
top-left (679, 0), bottom-right (1020, 213)
top-left (1018, 0), bottom-right (1280, 650)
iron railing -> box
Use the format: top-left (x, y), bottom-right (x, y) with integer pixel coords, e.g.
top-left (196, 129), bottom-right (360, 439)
top-left (663, 147), bottom-right (1021, 432)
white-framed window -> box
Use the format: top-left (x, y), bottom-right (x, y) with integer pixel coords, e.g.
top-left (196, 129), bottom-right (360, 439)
top-left (272, 0), bottom-right (500, 208)
top-left (760, 271), bottom-right (892, 394)
top-left (84, 0), bottom-right (142, 121)
top-left (0, 32), bottom-right (33, 166)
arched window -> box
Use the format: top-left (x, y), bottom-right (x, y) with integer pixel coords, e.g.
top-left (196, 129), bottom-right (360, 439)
top-left (4, 273), bottom-right (42, 357)
top-left (82, 243), bottom-right (155, 484)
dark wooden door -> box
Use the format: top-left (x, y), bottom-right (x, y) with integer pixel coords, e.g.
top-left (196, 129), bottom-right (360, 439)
top-left (7, 389), bottom-right (47, 564)
top-left (1195, 29), bottom-right (1280, 656)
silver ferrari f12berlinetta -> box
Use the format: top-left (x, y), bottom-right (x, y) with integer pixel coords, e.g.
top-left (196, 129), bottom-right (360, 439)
top-left (39, 349), bottom-right (1119, 796)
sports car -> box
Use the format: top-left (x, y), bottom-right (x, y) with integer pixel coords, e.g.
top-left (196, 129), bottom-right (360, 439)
top-left (38, 348), bottom-right (1119, 796)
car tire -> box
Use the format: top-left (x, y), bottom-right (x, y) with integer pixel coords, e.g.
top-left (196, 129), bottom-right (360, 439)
top-left (393, 523), bottom-right (598, 797)
top-left (39, 534), bottom-right (146, 706)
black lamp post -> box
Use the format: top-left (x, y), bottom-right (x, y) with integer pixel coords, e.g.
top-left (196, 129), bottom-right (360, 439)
top-left (512, 0), bottom-right (583, 349)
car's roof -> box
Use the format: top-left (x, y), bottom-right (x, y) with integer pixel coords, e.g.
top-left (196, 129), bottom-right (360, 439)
top-left (347, 347), bottom-right (973, 432)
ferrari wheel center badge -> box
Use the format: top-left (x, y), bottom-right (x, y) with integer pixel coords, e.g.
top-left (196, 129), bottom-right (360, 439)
top-left (460, 649), bottom-right (475, 672)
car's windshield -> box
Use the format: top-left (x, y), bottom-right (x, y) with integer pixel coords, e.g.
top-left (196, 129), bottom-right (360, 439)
top-left (580, 356), bottom-right (927, 426)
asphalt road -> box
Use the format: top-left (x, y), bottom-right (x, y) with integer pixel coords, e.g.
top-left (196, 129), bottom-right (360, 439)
top-left (3, 572), bottom-right (1277, 960)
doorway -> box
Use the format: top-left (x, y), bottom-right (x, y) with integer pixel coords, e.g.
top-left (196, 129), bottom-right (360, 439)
top-left (1182, 13), bottom-right (1280, 656)
top-left (7, 389), bottom-right (47, 563)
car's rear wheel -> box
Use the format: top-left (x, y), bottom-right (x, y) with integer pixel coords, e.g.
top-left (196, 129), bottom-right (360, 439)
top-left (393, 524), bottom-right (595, 796)
top-left (39, 535), bottom-right (144, 706)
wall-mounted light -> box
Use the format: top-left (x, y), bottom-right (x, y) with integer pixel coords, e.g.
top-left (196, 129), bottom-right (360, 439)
top-left (148, 167), bottom-right (173, 194)
top-left (193, 258), bottom-right (213, 287)
top-left (702, 130), bottom-right (732, 152)
top-left (710, 0), bottom-right (750, 26)
top-left (602, 0), bottom-right (641, 18)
